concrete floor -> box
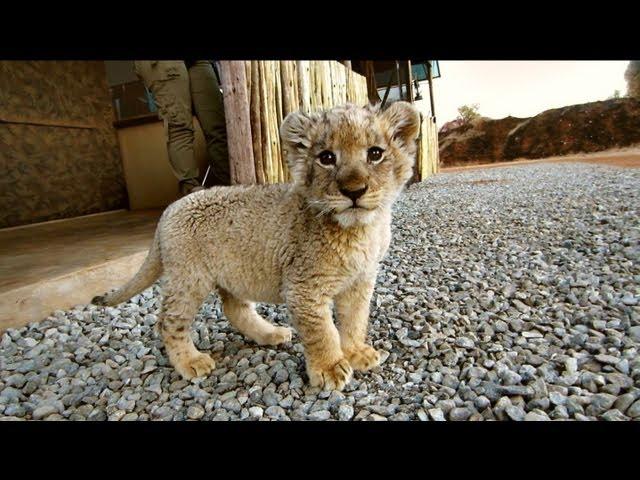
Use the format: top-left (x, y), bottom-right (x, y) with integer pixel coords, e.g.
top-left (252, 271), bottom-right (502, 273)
top-left (0, 209), bottom-right (161, 331)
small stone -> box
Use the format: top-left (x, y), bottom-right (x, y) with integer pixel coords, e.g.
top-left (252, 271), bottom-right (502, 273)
top-left (0, 387), bottom-right (22, 402)
top-left (595, 354), bottom-right (619, 365)
top-left (564, 358), bottom-right (578, 375)
top-left (307, 410), bottom-right (331, 421)
top-left (222, 398), bottom-right (242, 414)
top-left (574, 413), bottom-right (592, 422)
top-left (613, 393), bottom-right (637, 413)
top-left (455, 337), bottom-right (475, 349)
top-left (550, 405), bottom-right (569, 420)
top-left (279, 395), bottom-right (294, 409)
top-left (524, 411), bottom-right (549, 421)
top-left (549, 391), bottom-right (566, 406)
top-left (494, 320), bottom-right (508, 333)
top-left (501, 385), bottom-right (534, 397)
top-left (265, 406), bottom-right (288, 420)
top-left (519, 365), bottom-right (537, 381)
top-left (32, 405), bottom-right (60, 420)
top-left (109, 410), bottom-right (127, 421)
top-left (565, 396), bottom-right (585, 416)
top-left (5, 374), bottom-right (26, 388)
top-left (474, 396), bottom-right (491, 410)
top-left (428, 408), bottom-right (445, 421)
top-left (505, 405), bottom-right (526, 421)
top-left (494, 397), bottom-right (512, 421)
top-left (600, 409), bottom-right (629, 421)
top-left (627, 400), bottom-right (640, 418)
top-left (585, 393), bottom-right (616, 416)
top-left (3, 404), bottom-right (26, 417)
top-left (244, 372), bottom-right (258, 385)
top-left (628, 326), bottom-right (640, 342)
top-left (248, 406), bottom-right (264, 418)
top-left (274, 369), bottom-right (289, 384)
top-left (522, 331), bottom-right (542, 339)
top-left (368, 414), bottom-right (387, 421)
top-left (416, 409), bottom-right (429, 421)
top-left (88, 409), bottom-right (107, 421)
top-left (499, 370), bottom-right (522, 386)
top-left (449, 407), bottom-right (473, 421)
top-left (338, 404), bottom-right (354, 421)
top-left (187, 405), bottom-right (205, 420)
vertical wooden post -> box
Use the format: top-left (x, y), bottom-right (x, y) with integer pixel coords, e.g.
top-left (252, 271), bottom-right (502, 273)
top-left (249, 61), bottom-right (265, 184)
top-left (405, 61), bottom-right (414, 103)
top-left (364, 61), bottom-right (381, 104)
top-left (395, 61), bottom-right (403, 101)
top-left (427, 61), bottom-right (436, 123)
top-left (405, 60), bottom-right (421, 185)
top-left (218, 61), bottom-right (257, 185)
top-left (297, 60), bottom-right (311, 113)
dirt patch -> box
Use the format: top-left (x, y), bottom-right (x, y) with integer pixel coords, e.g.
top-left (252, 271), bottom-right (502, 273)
top-left (433, 179), bottom-right (510, 188)
top-left (551, 155), bottom-right (640, 169)
top-left (466, 179), bottom-right (507, 185)
top-left (441, 149), bottom-right (640, 173)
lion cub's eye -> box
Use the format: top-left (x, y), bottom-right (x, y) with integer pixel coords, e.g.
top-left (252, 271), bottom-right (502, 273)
top-left (317, 150), bottom-right (337, 167)
top-left (367, 147), bottom-right (385, 164)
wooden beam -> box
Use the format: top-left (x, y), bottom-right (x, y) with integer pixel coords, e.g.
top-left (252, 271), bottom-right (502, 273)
top-left (405, 61), bottom-right (414, 103)
top-left (427, 61), bottom-right (436, 122)
top-left (218, 61), bottom-right (257, 185)
top-left (395, 61), bottom-right (403, 101)
top-left (249, 61), bottom-right (265, 184)
top-left (364, 61), bottom-right (381, 104)
top-left (297, 60), bottom-right (311, 113)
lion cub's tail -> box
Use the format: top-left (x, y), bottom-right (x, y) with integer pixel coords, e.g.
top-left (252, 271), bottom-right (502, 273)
top-left (91, 230), bottom-right (162, 307)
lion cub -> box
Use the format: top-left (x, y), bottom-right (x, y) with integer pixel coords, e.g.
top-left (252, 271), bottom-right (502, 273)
top-left (93, 102), bottom-right (420, 391)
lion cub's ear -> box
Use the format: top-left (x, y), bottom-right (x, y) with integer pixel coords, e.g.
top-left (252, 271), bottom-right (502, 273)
top-left (281, 111), bottom-right (320, 185)
top-left (280, 111), bottom-right (318, 150)
top-left (379, 101), bottom-right (421, 151)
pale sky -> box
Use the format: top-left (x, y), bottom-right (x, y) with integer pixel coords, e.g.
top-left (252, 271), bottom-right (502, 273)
top-left (413, 61), bottom-right (630, 126)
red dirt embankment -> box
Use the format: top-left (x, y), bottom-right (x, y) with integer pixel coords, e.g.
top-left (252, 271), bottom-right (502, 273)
top-left (439, 98), bottom-right (640, 167)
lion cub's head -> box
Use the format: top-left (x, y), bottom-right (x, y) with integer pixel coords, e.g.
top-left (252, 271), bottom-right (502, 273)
top-left (281, 102), bottom-right (420, 228)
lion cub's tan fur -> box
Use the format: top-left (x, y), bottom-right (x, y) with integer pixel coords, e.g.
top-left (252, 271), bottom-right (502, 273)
top-left (93, 102), bottom-right (420, 391)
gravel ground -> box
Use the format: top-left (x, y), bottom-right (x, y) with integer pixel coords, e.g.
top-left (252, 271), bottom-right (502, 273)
top-left (1, 162), bottom-right (639, 421)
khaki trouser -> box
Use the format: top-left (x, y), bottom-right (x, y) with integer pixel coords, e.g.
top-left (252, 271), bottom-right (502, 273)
top-left (134, 60), bottom-right (231, 187)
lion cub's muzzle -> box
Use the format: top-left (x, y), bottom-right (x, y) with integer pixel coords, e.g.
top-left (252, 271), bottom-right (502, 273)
top-left (339, 184), bottom-right (369, 207)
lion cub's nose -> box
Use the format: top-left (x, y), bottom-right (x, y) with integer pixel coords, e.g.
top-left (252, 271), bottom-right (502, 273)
top-left (339, 185), bottom-right (368, 202)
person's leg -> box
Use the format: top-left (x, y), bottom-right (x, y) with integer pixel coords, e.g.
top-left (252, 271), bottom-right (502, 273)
top-left (134, 61), bottom-right (201, 194)
top-left (187, 61), bottom-right (231, 186)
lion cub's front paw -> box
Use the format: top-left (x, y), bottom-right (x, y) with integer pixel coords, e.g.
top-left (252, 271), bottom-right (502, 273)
top-left (173, 352), bottom-right (216, 380)
top-left (344, 344), bottom-right (381, 371)
top-left (258, 326), bottom-right (293, 346)
top-left (307, 358), bottom-right (353, 391)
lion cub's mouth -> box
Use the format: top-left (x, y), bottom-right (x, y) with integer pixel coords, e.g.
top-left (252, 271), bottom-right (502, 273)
top-left (343, 204), bottom-right (372, 212)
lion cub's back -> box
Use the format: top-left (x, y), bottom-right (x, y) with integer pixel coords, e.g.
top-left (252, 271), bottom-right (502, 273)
top-left (168, 183), bottom-right (290, 230)
top-left (161, 183), bottom-right (295, 263)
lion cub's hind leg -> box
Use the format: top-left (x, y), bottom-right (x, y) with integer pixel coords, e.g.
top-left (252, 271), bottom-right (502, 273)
top-left (158, 276), bottom-right (216, 380)
top-left (219, 288), bottom-right (292, 346)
